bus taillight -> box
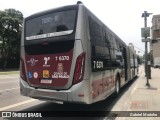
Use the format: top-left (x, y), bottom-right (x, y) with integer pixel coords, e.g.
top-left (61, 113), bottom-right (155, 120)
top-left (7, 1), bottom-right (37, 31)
top-left (73, 52), bottom-right (85, 84)
top-left (20, 58), bottom-right (27, 81)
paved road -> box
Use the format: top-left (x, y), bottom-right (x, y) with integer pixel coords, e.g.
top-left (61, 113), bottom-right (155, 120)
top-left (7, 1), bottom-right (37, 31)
top-left (0, 75), bottom-right (35, 110)
top-left (0, 71), bottom-right (141, 120)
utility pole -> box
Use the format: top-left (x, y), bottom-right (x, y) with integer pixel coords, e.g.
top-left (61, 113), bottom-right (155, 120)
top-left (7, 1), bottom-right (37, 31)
top-left (141, 11), bottom-right (152, 86)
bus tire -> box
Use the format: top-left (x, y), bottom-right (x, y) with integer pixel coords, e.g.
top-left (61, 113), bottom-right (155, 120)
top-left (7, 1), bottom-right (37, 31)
top-left (115, 75), bottom-right (120, 96)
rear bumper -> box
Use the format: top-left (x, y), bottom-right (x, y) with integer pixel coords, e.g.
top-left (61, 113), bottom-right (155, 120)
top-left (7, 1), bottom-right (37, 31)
top-left (20, 78), bottom-right (91, 104)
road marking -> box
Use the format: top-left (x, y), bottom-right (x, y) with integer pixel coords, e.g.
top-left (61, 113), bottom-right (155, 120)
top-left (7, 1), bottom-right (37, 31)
top-left (0, 81), bottom-right (19, 84)
top-left (0, 99), bottom-right (37, 111)
top-left (0, 87), bottom-right (20, 92)
top-left (0, 75), bottom-right (19, 79)
top-left (0, 77), bottom-right (18, 79)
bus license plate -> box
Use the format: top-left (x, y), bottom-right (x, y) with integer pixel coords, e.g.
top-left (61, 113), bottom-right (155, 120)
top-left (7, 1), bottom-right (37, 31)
top-left (40, 78), bottom-right (52, 84)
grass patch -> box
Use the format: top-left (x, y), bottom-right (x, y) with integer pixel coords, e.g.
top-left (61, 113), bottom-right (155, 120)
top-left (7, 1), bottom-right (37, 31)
top-left (0, 71), bottom-right (19, 75)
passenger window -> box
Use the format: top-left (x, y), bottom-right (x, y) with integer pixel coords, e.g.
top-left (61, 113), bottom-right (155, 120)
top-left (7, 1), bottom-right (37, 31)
top-left (89, 17), bottom-right (112, 71)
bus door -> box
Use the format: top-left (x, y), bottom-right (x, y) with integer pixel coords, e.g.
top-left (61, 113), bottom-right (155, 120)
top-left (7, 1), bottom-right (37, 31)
top-left (123, 47), bottom-right (128, 81)
top-left (133, 54), bottom-right (135, 77)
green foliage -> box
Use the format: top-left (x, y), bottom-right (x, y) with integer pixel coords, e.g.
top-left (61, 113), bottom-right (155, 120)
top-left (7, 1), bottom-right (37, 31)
top-left (0, 8), bottom-right (23, 70)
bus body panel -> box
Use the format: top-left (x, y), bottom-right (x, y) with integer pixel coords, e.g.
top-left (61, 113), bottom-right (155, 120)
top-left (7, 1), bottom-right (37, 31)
top-left (84, 6), bottom-right (124, 103)
top-left (75, 5), bottom-right (91, 80)
top-left (25, 48), bottom-right (73, 88)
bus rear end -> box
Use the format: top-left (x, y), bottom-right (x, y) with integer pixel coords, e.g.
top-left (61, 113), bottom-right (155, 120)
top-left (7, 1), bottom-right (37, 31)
top-left (20, 4), bottom-right (91, 104)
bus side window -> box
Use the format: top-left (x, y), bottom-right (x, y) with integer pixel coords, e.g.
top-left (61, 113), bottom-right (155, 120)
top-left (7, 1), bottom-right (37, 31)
top-left (89, 17), bottom-right (113, 71)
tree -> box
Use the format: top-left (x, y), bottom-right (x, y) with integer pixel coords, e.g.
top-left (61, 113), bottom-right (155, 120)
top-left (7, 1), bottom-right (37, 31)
top-left (0, 9), bottom-right (23, 70)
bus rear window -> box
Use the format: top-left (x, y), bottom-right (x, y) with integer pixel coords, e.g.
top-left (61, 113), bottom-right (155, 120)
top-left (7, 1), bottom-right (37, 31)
top-left (25, 10), bottom-right (76, 40)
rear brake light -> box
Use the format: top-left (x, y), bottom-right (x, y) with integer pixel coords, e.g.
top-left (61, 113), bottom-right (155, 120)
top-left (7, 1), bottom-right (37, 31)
top-left (20, 58), bottom-right (27, 81)
top-left (73, 52), bottom-right (85, 84)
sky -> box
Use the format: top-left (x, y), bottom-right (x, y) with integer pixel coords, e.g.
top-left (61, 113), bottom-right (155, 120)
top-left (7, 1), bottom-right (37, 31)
top-left (1, 0), bottom-right (160, 56)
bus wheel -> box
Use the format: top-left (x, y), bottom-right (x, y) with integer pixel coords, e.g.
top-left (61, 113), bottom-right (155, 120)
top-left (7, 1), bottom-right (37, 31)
top-left (115, 76), bottom-right (120, 95)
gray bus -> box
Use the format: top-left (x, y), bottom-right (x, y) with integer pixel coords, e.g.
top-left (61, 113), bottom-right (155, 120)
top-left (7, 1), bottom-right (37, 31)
top-left (20, 2), bottom-right (138, 104)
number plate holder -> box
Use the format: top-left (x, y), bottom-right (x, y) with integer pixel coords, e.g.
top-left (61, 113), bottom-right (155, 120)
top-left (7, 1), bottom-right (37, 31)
top-left (40, 78), bottom-right (52, 84)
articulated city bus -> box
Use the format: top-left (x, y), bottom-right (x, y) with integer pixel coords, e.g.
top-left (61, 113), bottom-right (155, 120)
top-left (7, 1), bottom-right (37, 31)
top-left (20, 2), bottom-right (138, 104)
